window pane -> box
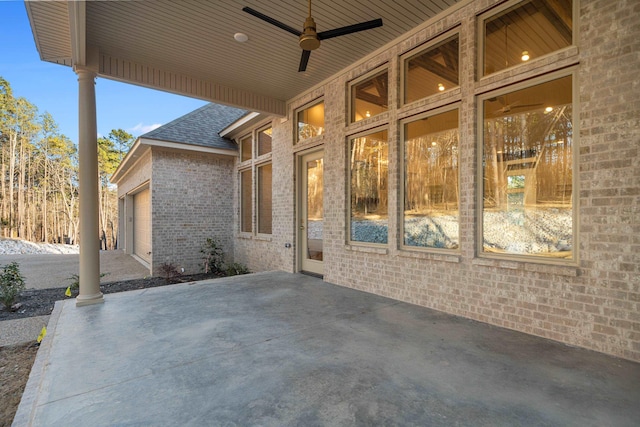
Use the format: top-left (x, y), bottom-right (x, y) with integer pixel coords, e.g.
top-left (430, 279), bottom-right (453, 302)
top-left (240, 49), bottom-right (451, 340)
top-left (483, 0), bottom-right (572, 76)
top-left (240, 169), bottom-right (252, 233)
top-left (482, 75), bottom-right (573, 258)
top-left (240, 135), bottom-right (252, 162)
top-left (351, 70), bottom-right (388, 122)
top-left (405, 35), bottom-right (459, 104)
top-left (404, 109), bottom-right (459, 249)
top-left (258, 127), bottom-right (272, 156)
top-left (257, 163), bottom-right (272, 234)
top-left (350, 130), bottom-right (388, 244)
top-left (297, 101), bottom-right (324, 142)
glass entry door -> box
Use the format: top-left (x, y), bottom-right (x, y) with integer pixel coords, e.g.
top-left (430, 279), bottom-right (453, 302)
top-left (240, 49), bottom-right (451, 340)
top-left (299, 150), bottom-right (324, 276)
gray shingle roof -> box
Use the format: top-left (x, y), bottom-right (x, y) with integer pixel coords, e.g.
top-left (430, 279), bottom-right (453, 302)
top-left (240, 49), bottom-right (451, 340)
top-left (141, 103), bottom-right (247, 150)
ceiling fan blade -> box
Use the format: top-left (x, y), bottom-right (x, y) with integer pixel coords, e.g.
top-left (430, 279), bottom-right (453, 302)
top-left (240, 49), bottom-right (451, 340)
top-left (242, 7), bottom-right (302, 37)
top-left (317, 18), bottom-right (383, 40)
top-left (299, 50), bottom-right (311, 72)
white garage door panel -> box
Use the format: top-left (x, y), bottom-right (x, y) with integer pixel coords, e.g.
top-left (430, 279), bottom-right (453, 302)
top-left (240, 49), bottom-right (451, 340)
top-left (133, 189), bottom-right (151, 264)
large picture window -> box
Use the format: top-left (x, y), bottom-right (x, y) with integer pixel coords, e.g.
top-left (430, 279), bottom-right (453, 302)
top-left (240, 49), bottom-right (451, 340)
top-left (238, 124), bottom-right (272, 236)
top-left (257, 126), bottom-right (272, 156)
top-left (349, 129), bottom-right (389, 244)
top-left (481, 74), bottom-right (573, 259)
top-left (240, 135), bottom-right (252, 162)
top-left (257, 163), bottom-right (272, 234)
top-left (296, 100), bottom-right (324, 143)
top-left (403, 109), bottom-right (459, 249)
top-left (404, 34), bottom-right (459, 104)
top-left (240, 169), bottom-right (253, 233)
top-left (481, 0), bottom-right (573, 76)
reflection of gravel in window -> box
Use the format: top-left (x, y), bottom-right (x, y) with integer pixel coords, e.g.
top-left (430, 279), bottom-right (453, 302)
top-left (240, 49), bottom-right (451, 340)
top-left (404, 215), bottom-right (459, 249)
top-left (307, 220), bottom-right (323, 240)
top-left (309, 208), bottom-right (571, 254)
top-left (351, 220), bottom-right (388, 244)
top-left (483, 208), bottom-right (572, 254)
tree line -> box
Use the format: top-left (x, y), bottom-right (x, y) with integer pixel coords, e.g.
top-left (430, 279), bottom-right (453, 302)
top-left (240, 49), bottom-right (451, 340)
top-left (0, 76), bottom-right (133, 249)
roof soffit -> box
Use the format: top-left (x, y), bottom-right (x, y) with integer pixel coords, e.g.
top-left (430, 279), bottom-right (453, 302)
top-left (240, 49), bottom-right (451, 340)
top-left (27, 0), bottom-right (463, 113)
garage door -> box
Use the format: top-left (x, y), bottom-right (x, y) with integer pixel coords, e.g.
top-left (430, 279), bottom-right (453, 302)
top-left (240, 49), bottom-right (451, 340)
top-left (133, 188), bottom-right (151, 264)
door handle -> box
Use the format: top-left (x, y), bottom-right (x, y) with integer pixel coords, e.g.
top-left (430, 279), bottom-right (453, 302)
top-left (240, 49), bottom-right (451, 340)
top-left (300, 225), bottom-right (305, 230)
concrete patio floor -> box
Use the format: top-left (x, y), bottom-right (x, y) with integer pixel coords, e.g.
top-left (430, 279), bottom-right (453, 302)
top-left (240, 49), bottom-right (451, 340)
top-left (14, 272), bottom-right (640, 426)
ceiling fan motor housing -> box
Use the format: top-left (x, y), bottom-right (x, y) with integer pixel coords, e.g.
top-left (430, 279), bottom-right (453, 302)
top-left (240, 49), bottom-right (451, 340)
top-left (299, 17), bottom-right (321, 50)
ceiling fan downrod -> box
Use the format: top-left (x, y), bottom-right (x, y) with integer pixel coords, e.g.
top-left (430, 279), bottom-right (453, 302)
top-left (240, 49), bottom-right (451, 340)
top-left (299, 0), bottom-right (320, 51)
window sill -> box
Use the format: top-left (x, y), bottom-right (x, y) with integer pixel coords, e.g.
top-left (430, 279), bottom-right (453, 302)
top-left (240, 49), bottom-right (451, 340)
top-left (397, 250), bottom-right (461, 263)
top-left (294, 134), bottom-right (325, 152)
top-left (254, 235), bottom-right (272, 242)
top-left (345, 244), bottom-right (388, 255)
top-left (236, 233), bottom-right (253, 240)
top-left (472, 257), bottom-right (580, 277)
top-left (345, 112), bottom-right (390, 135)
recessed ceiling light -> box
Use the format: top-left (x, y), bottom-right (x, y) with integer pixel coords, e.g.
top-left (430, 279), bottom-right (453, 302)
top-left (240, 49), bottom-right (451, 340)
top-left (521, 51), bottom-right (530, 61)
top-left (545, 106), bottom-right (553, 113)
top-left (438, 83), bottom-right (445, 91)
top-left (234, 33), bottom-right (249, 43)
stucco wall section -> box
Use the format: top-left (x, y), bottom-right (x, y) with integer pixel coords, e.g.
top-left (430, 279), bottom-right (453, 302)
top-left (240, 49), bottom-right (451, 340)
top-left (152, 149), bottom-right (235, 274)
top-left (234, 0), bottom-right (640, 362)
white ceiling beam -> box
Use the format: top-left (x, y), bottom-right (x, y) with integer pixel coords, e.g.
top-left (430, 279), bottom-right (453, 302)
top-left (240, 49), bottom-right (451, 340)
top-left (67, 0), bottom-right (86, 68)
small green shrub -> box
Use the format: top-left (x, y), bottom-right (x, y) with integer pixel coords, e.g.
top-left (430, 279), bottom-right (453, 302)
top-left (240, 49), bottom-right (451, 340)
top-left (225, 262), bottom-right (250, 276)
top-left (67, 272), bottom-right (108, 291)
top-left (201, 238), bottom-right (225, 274)
top-left (0, 262), bottom-right (26, 310)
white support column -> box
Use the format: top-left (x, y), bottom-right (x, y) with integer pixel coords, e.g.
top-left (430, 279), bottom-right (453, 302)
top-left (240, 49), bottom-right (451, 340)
top-left (76, 68), bottom-right (104, 306)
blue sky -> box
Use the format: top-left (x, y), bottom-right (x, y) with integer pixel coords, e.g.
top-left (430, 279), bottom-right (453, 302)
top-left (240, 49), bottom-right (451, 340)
top-left (0, 1), bottom-right (208, 144)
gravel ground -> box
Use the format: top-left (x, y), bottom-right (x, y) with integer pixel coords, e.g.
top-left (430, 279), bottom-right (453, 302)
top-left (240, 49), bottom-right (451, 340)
top-left (0, 238), bottom-right (78, 255)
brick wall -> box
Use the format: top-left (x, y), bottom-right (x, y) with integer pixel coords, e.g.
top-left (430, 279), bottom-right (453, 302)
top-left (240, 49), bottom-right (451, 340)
top-left (234, 0), bottom-right (640, 361)
top-left (152, 149), bottom-right (235, 274)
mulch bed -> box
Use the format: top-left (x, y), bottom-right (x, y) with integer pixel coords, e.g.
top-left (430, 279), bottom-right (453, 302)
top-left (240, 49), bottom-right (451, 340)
top-left (0, 273), bottom-right (222, 321)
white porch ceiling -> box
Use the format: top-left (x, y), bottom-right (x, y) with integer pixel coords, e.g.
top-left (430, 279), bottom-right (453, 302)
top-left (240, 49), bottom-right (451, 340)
top-left (26, 0), bottom-right (461, 115)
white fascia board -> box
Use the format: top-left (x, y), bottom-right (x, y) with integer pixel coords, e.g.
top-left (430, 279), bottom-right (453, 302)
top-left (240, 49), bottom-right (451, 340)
top-left (218, 112), bottom-right (262, 138)
top-left (111, 138), bottom-right (143, 184)
top-left (139, 138), bottom-right (238, 157)
top-left (111, 137), bottom-right (237, 184)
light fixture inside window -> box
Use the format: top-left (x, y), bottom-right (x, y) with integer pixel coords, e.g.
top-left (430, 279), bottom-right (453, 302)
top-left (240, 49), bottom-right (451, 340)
top-left (438, 83), bottom-right (445, 92)
top-left (431, 141), bottom-right (438, 146)
top-left (234, 33), bottom-right (249, 43)
top-left (365, 111), bottom-right (371, 118)
top-left (521, 51), bottom-right (530, 61)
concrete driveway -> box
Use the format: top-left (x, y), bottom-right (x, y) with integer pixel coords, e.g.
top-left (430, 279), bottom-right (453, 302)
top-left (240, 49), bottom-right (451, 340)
top-left (0, 250), bottom-right (149, 290)
top-left (15, 272), bottom-right (640, 426)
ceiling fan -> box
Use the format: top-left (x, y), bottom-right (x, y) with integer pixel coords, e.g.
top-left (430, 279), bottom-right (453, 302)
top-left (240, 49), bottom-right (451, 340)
top-left (242, 0), bottom-right (383, 72)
